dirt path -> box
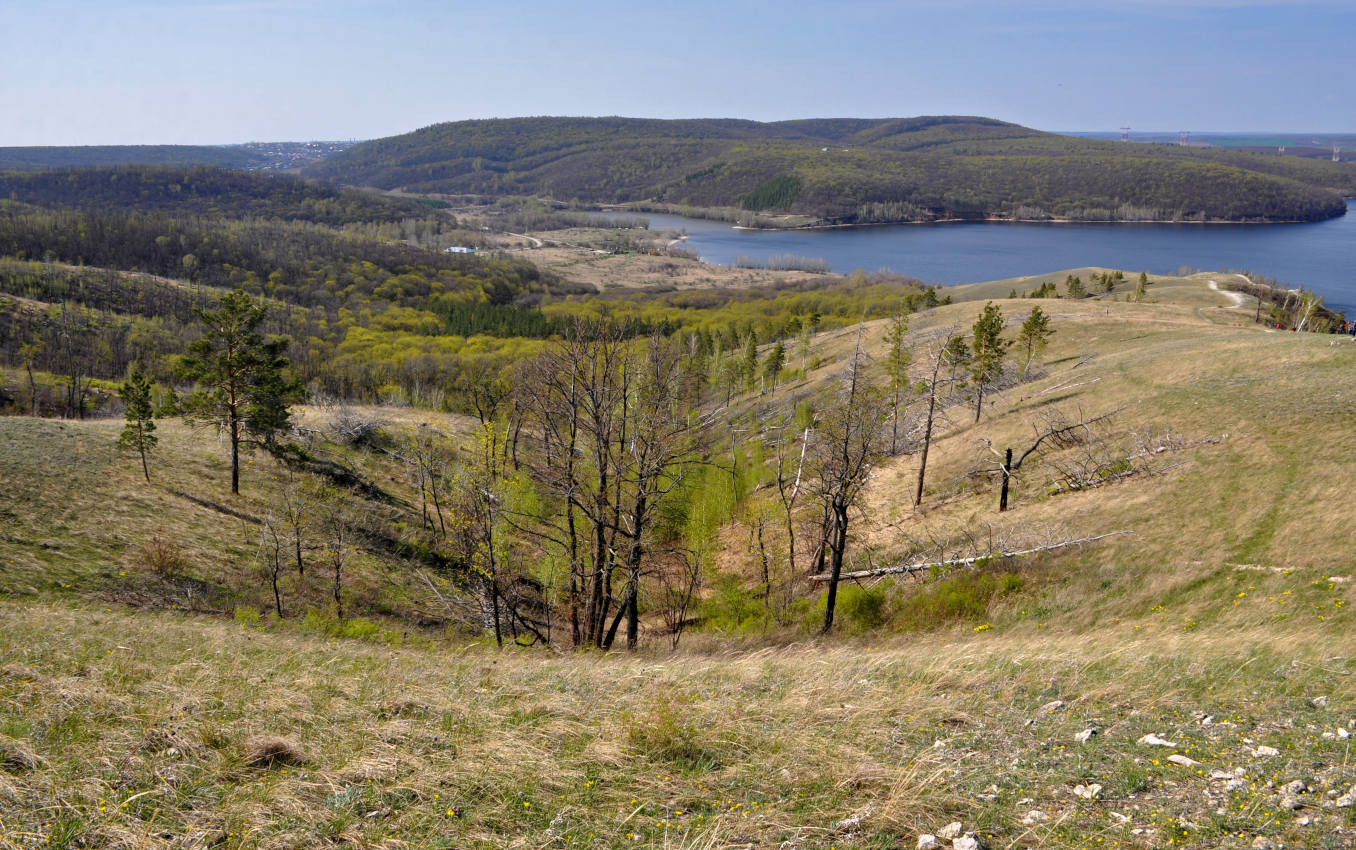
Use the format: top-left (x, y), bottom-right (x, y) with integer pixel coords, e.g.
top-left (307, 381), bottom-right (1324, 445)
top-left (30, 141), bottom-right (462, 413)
top-left (1208, 278), bottom-right (1247, 308)
top-left (504, 231), bottom-right (543, 248)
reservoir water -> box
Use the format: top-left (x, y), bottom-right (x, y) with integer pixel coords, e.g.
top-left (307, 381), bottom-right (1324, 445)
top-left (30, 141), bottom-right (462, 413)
top-left (637, 200), bottom-right (1356, 315)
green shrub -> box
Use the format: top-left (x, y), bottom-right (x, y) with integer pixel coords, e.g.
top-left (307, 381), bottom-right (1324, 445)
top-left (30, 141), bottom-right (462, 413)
top-left (340, 618), bottom-right (381, 641)
top-left (895, 571), bottom-right (1025, 630)
top-left (621, 693), bottom-right (719, 770)
top-left (233, 606), bottom-right (262, 628)
top-left (700, 573), bottom-right (770, 634)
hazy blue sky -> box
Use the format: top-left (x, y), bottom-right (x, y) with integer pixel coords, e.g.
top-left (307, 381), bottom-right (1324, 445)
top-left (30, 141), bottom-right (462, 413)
top-left (3, 0), bottom-right (1353, 145)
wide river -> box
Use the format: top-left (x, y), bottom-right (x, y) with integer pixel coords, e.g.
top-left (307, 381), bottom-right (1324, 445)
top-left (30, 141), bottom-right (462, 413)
top-left (637, 200), bottom-right (1356, 315)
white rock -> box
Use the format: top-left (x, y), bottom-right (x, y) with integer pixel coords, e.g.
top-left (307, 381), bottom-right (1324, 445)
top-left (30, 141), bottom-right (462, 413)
top-left (1137, 733), bottom-right (1178, 747)
top-left (1252, 745), bottom-right (1280, 758)
top-left (834, 806), bottom-right (872, 831)
top-left (1281, 780), bottom-right (1306, 796)
top-left (952, 834), bottom-right (984, 850)
top-left (1019, 810), bottom-right (1050, 825)
top-left (1073, 783), bottom-right (1103, 800)
top-left (1339, 727), bottom-right (1350, 739)
top-left (1209, 769), bottom-right (1234, 780)
top-left (1038, 700), bottom-right (1066, 715)
top-left (938, 822), bottom-right (963, 840)
top-left (1297, 815), bottom-right (1312, 826)
top-left (916, 835), bottom-right (941, 850)
top-left (1168, 754), bottom-right (1200, 767)
top-left (1312, 696), bottom-right (1329, 708)
top-left (1251, 837), bottom-right (1277, 850)
top-left (1336, 793), bottom-right (1355, 808)
top-left (1110, 812), bottom-right (1131, 824)
top-left (1074, 728), bottom-right (1097, 744)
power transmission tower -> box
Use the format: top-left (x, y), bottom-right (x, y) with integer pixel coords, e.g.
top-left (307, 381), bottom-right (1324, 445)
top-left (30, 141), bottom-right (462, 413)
top-left (1178, 130), bottom-right (1190, 147)
top-left (1120, 126), bottom-right (1130, 141)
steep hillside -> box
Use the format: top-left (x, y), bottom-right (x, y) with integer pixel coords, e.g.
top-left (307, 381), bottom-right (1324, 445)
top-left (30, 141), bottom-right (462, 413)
top-left (2, 279), bottom-right (1355, 849)
top-left (304, 116), bottom-right (1356, 224)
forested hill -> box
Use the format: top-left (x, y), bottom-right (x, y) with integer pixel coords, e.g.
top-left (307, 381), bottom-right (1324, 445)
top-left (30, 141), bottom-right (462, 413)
top-left (0, 166), bottom-right (435, 225)
top-left (304, 116), bottom-right (1356, 224)
top-left (0, 145), bottom-right (265, 171)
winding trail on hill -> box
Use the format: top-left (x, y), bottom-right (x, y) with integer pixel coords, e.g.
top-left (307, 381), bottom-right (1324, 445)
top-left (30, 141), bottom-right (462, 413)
top-left (1208, 278), bottom-right (1248, 308)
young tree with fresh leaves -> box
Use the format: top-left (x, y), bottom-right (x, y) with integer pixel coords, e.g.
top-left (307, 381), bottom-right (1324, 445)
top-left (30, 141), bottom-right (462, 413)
top-left (117, 364), bottom-right (157, 483)
top-left (970, 303), bottom-right (1013, 423)
top-left (1016, 305), bottom-right (1055, 374)
top-left (182, 290), bottom-right (301, 495)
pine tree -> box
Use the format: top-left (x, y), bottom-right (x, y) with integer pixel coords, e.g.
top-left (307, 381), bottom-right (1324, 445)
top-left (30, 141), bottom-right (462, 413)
top-left (1016, 305), bottom-right (1055, 374)
top-left (118, 365), bottom-right (157, 483)
top-left (763, 340), bottom-right (786, 389)
top-left (182, 290), bottom-right (302, 495)
top-left (882, 311), bottom-right (912, 453)
top-left (970, 303), bottom-right (1013, 423)
top-left (1133, 272), bottom-right (1148, 302)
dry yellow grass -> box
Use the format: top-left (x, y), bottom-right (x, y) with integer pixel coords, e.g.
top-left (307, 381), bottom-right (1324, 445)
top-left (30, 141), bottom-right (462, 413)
top-left (1, 602), bottom-right (1351, 849)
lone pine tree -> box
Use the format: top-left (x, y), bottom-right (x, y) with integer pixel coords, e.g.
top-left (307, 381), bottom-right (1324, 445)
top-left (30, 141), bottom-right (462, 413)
top-left (182, 290), bottom-right (301, 495)
top-left (117, 364), bottom-right (157, 483)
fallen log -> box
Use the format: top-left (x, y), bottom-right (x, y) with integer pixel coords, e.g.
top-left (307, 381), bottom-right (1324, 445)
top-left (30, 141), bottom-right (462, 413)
top-left (808, 531), bottom-right (1131, 583)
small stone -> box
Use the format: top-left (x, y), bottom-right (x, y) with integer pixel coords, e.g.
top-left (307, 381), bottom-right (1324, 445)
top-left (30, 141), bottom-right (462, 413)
top-left (1339, 728), bottom-right (1350, 740)
top-left (938, 822), bottom-right (963, 840)
top-left (1074, 728), bottom-right (1097, 744)
top-left (1226, 779), bottom-right (1247, 792)
top-left (1073, 783), bottom-right (1103, 800)
top-left (916, 835), bottom-right (941, 850)
top-left (1168, 754), bottom-right (1200, 767)
top-left (1019, 810), bottom-right (1050, 825)
top-left (1281, 780), bottom-right (1306, 796)
top-left (1110, 812), bottom-right (1131, 824)
top-left (834, 806), bottom-right (872, 832)
top-left (1336, 793), bottom-right (1355, 808)
top-left (1312, 696), bottom-right (1329, 708)
top-left (1251, 837), bottom-right (1277, 850)
top-left (1209, 769), bottom-right (1234, 780)
top-left (1038, 700), bottom-right (1066, 715)
top-left (1297, 816), bottom-right (1312, 826)
top-left (1279, 795), bottom-right (1302, 811)
top-left (1252, 745), bottom-right (1280, 758)
top-left (1137, 733), bottom-right (1178, 747)
top-left (952, 834), bottom-right (984, 850)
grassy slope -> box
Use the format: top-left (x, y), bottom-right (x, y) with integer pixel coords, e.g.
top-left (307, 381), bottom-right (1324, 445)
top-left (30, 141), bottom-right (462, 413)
top-left (3, 278), bottom-right (1356, 848)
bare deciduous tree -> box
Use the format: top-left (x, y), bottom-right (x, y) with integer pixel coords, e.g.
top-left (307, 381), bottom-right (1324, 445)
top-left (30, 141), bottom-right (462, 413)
top-left (807, 334), bottom-right (889, 633)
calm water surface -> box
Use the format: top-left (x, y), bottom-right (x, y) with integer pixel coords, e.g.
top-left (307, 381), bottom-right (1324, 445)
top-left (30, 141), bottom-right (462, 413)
top-left (637, 200), bottom-right (1356, 314)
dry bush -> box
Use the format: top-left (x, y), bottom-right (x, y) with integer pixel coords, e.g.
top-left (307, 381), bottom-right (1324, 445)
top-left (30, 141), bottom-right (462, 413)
top-left (326, 406), bottom-right (384, 447)
top-left (132, 530), bottom-right (190, 576)
top-left (244, 736), bottom-right (310, 768)
top-left (0, 735), bottom-right (43, 772)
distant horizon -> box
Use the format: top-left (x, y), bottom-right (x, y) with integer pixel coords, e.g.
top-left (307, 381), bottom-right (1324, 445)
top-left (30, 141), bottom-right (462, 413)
top-left (4, 1), bottom-right (1354, 147)
top-left (3, 121), bottom-right (1354, 150)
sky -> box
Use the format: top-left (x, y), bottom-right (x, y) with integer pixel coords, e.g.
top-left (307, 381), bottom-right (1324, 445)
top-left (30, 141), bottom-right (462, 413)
top-left (2, 0), bottom-right (1353, 146)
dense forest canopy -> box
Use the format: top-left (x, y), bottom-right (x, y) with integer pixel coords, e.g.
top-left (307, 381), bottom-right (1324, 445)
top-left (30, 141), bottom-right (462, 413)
top-left (304, 116), bottom-right (1356, 224)
top-left (0, 144), bottom-right (267, 171)
top-left (0, 166), bottom-right (434, 224)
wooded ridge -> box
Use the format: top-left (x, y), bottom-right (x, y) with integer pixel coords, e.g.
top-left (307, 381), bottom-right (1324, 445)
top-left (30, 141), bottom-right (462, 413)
top-left (304, 116), bottom-right (1356, 224)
